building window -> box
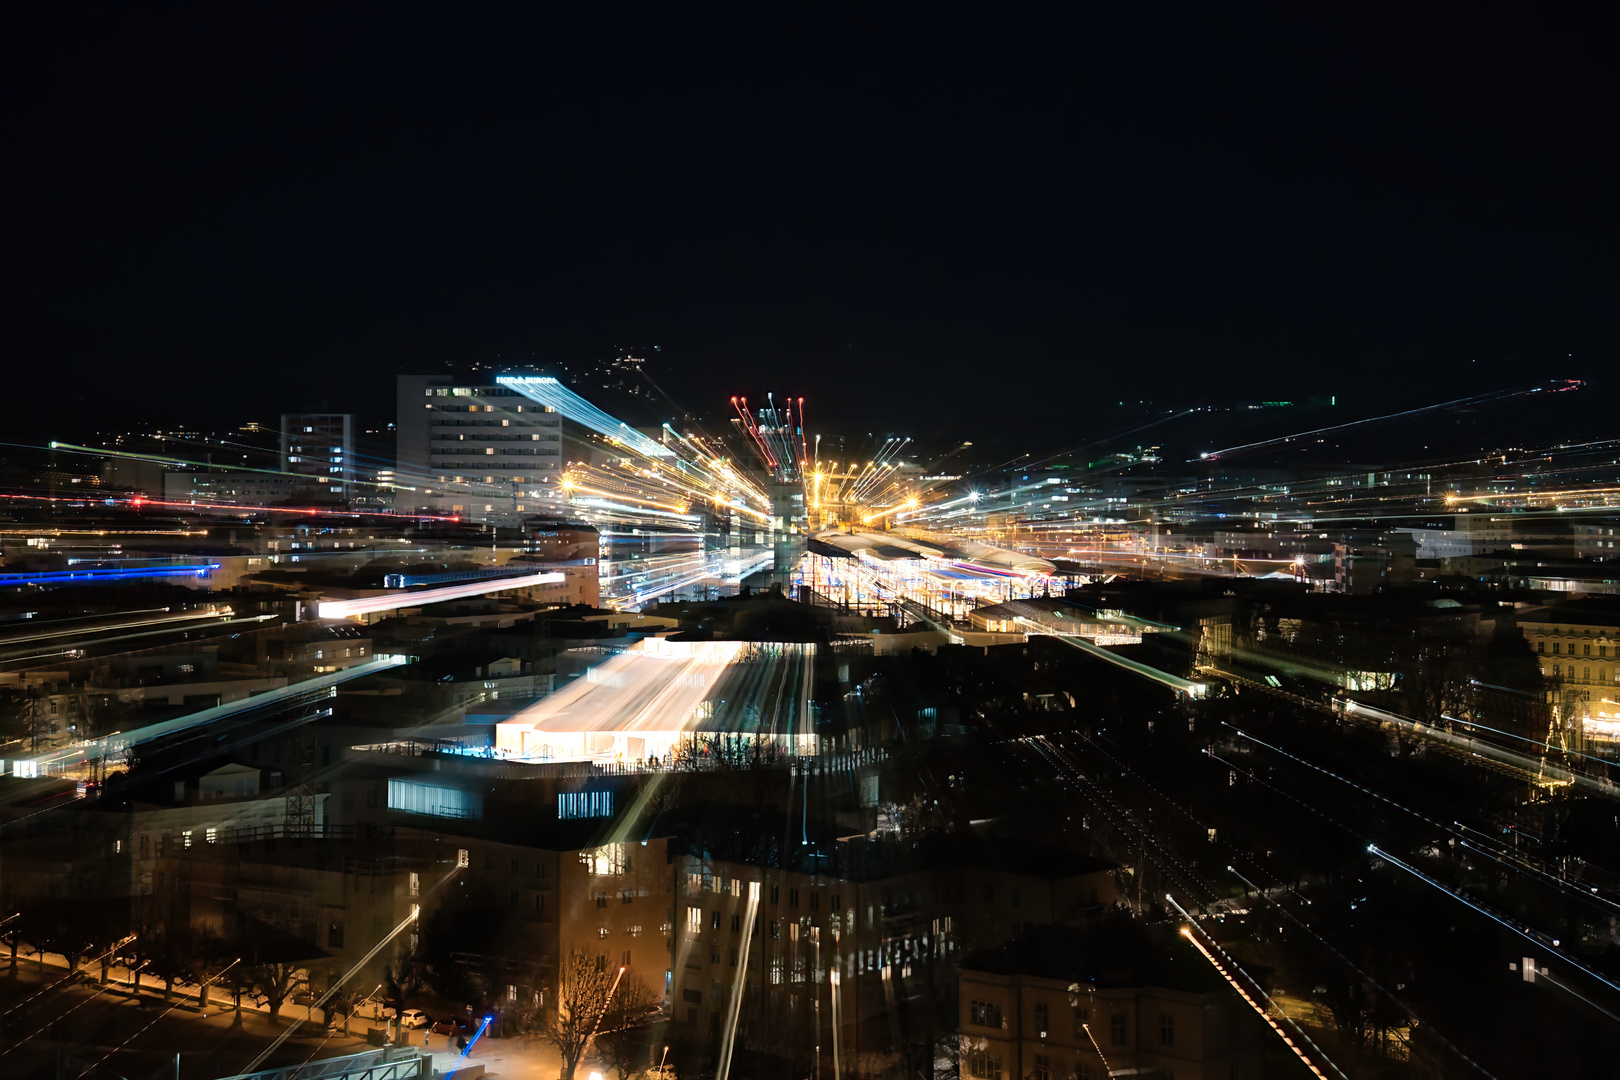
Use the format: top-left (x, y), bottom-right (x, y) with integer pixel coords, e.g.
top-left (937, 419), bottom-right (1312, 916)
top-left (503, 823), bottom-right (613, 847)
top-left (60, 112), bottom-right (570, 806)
top-left (968, 1053), bottom-right (1002, 1080)
top-left (1032, 1054), bottom-right (1050, 1080)
top-left (558, 790), bottom-right (613, 819)
top-left (328, 918), bottom-right (344, 949)
top-left (536, 894), bottom-right (546, 913)
top-left (1160, 1013), bottom-right (1174, 1046)
top-left (770, 885), bottom-right (780, 904)
top-left (687, 906), bottom-right (703, 932)
top-left (970, 1000), bottom-right (1003, 1028)
top-left (410, 872), bottom-right (420, 898)
top-left (789, 888), bottom-right (799, 907)
top-left (1072, 1005), bottom-right (1090, 1036)
top-left (510, 890), bottom-right (521, 907)
top-left (1111, 1014), bottom-right (1127, 1045)
top-left (831, 894), bottom-right (842, 912)
top-left (597, 892), bottom-right (609, 909)
top-left (1035, 1001), bottom-right (1049, 1038)
top-left (730, 914), bottom-right (741, 932)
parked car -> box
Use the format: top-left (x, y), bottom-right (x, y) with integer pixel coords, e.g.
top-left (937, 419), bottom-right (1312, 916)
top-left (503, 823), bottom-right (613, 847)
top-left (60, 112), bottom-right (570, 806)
top-left (431, 1017), bottom-right (475, 1037)
top-left (399, 1009), bottom-right (431, 1029)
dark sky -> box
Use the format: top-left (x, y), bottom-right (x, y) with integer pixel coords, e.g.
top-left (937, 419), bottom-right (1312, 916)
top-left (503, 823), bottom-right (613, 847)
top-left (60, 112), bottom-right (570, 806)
top-left (5, 3), bottom-right (1613, 443)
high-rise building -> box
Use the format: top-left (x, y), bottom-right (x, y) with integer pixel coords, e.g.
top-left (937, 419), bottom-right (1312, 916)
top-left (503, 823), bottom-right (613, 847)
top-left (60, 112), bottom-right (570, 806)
top-left (281, 413), bottom-right (354, 499)
top-left (395, 375), bottom-right (566, 523)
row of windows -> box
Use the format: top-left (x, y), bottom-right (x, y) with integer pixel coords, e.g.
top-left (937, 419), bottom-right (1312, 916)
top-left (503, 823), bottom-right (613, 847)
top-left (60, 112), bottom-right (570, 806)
top-left (1543, 665), bottom-right (1616, 683)
top-left (432, 447), bottom-right (561, 456)
top-left (973, 1000), bottom-right (1162, 1047)
top-left (688, 875), bottom-right (842, 911)
top-left (433, 418), bottom-right (559, 428)
top-left (1538, 640), bottom-right (1611, 656)
top-left (482, 853), bottom-right (551, 878)
top-left (424, 386), bottom-right (524, 397)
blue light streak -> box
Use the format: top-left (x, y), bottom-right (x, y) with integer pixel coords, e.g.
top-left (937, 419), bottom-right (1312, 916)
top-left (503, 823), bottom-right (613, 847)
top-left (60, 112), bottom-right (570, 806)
top-left (0, 564), bottom-right (221, 586)
top-left (497, 375), bottom-right (674, 458)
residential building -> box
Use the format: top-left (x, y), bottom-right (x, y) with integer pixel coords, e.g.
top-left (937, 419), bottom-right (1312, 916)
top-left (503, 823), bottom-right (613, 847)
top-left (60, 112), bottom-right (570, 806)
top-left (281, 413), bottom-right (355, 499)
top-left (395, 374), bottom-right (566, 523)
top-left (1331, 532), bottom-right (1417, 595)
top-left (668, 817), bottom-right (1119, 1076)
top-left (1519, 601), bottom-right (1620, 744)
top-left (1394, 515), bottom-right (1515, 560)
top-left (957, 922), bottom-right (1262, 1080)
top-left (163, 470), bottom-right (301, 509)
top-left (1575, 520), bottom-right (1620, 562)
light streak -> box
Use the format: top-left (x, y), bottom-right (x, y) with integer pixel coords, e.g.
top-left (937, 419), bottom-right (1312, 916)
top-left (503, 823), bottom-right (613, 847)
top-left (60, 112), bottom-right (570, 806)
top-left (716, 881), bottom-right (762, 1080)
top-left (0, 607), bottom-right (229, 646)
top-left (316, 572), bottom-right (564, 618)
top-left (12, 656), bottom-right (409, 774)
top-left (498, 376), bottom-right (674, 458)
top-left (1174, 918), bottom-right (1344, 1080)
top-left (1368, 845), bottom-right (1620, 997)
top-left (1042, 631), bottom-right (1205, 696)
top-left (236, 868), bottom-right (461, 1076)
top-left (1192, 385), bottom-right (1550, 461)
top-left (0, 563), bottom-right (220, 585)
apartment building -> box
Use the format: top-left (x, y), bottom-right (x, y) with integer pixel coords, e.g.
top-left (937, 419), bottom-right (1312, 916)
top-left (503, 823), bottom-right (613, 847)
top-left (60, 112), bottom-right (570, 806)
top-left (957, 923), bottom-right (1262, 1080)
top-left (668, 823), bottom-right (1119, 1076)
top-left (395, 375), bottom-right (567, 523)
top-left (281, 413), bottom-right (355, 498)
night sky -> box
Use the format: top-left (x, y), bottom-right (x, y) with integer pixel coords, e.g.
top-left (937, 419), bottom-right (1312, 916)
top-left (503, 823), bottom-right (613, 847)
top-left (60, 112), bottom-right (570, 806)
top-left (6, 4), bottom-right (1613, 443)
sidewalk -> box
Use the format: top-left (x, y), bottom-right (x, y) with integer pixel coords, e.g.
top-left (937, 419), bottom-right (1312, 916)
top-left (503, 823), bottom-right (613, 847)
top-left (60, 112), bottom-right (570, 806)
top-left (0, 952), bottom-right (561, 1078)
top-left (3, 949), bottom-right (355, 1028)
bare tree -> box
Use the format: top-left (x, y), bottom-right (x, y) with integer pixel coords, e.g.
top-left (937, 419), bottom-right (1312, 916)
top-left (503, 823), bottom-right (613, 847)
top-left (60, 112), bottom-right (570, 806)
top-left (542, 950), bottom-right (616, 1080)
top-left (250, 959), bottom-right (306, 1023)
top-left (594, 971), bottom-right (655, 1080)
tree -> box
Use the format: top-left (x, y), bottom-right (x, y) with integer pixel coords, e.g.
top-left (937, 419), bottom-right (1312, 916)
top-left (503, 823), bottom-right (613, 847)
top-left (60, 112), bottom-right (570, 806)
top-left (594, 971), bottom-right (655, 1080)
top-left (144, 924), bottom-right (195, 1000)
top-left (0, 897), bottom-right (24, 977)
top-left (0, 685), bottom-right (43, 754)
top-left (542, 950), bottom-right (616, 1080)
top-left (29, 898), bottom-right (101, 975)
top-left (322, 984), bottom-right (358, 1034)
top-left (250, 960), bottom-right (305, 1023)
